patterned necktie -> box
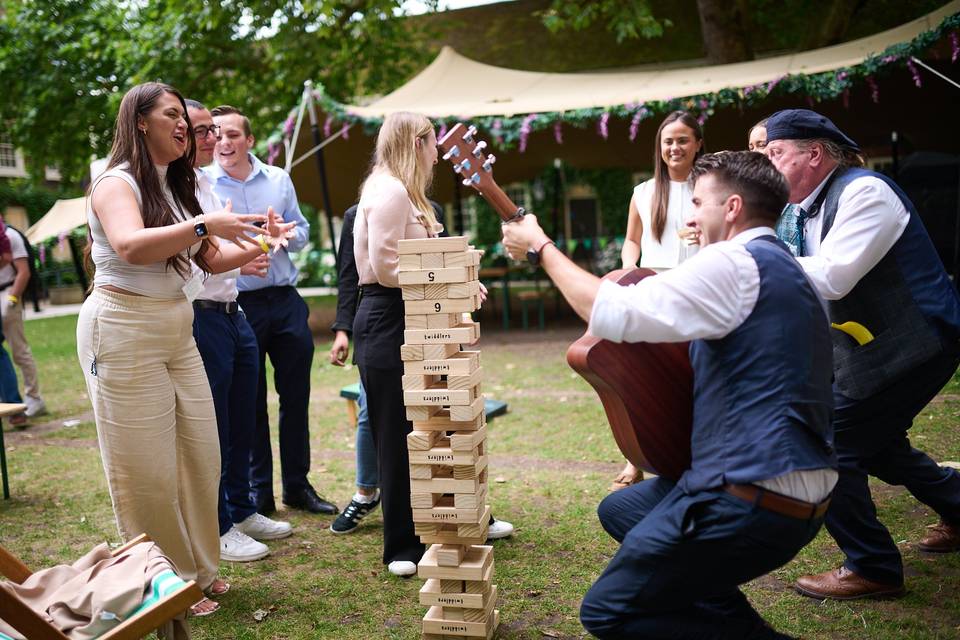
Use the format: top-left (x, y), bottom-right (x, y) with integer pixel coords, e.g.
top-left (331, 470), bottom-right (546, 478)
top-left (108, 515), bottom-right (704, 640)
top-left (775, 204), bottom-right (808, 257)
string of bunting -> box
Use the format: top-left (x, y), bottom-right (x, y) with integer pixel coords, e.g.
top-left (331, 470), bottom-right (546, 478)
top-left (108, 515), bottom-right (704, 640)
top-left (264, 13), bottom-right (959, 162)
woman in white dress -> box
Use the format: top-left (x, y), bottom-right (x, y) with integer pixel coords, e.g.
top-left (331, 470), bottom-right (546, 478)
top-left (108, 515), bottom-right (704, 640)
top-left (613, 110), bottom-right (704, 491)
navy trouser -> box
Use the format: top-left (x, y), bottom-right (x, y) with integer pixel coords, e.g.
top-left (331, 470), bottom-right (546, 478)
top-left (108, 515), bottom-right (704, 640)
top-left (237, 286), bottom-right (315, 498)
top-left (193, 305), bottom-right (260, 536)
top-left (826, 348), bottom-right (960, 585)
top-left (580, 478), bottom-right (820, 639)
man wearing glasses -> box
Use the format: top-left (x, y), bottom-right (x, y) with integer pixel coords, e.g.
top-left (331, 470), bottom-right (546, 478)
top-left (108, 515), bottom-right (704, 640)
top-left (186, 100), bottom-right (293, 564)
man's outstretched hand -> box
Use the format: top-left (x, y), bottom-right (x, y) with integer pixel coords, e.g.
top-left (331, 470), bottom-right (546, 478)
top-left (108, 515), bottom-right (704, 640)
top-left (264, 206), bottom-right (297, 253)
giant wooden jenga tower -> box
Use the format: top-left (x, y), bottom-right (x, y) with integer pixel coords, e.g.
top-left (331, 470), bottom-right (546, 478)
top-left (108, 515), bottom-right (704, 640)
top-left (398, 235), bottom-right (499, 640)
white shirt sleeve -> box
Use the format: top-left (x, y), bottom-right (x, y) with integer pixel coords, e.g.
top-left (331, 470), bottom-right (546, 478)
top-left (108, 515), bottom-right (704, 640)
top-left (5, 229), bottom-right (27, 260)
top-left (589, 241), bottom-right (760, 344)
top-left (797, 176), bottom-right (909, 300)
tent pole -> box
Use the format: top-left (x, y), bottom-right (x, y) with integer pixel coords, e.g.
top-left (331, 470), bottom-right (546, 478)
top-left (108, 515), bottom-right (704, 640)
top-left (66, 235), bottom-right (89, 298)
top-left (453, 169), bottom-right (464, 235)
top-left (551, 158), bottom-right (563, 251)
top-left (305, 89), bottom-right (339, 263)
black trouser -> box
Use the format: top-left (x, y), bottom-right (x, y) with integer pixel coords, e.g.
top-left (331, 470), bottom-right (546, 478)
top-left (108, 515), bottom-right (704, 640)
top-left (354, 284), bottom-right (424, 565)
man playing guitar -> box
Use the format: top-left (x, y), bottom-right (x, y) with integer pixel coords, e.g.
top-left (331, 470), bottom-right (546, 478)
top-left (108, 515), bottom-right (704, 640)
top-left (502, 151), bottom-right (837, 640)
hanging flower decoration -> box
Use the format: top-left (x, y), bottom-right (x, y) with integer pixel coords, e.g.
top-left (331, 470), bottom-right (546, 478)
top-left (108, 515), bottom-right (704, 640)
top-left (260, 13), bottom-right (960, 158)
top-left (267, 141), bottom-right (281, 166)
top-left (906, 58), bottom-right (923, 87)
top-left (519, 114), bottom-right (537, 152)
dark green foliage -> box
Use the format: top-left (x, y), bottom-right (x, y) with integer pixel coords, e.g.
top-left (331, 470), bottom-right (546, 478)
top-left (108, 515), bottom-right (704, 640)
top-left (0, 180), bottom-right (80, 225)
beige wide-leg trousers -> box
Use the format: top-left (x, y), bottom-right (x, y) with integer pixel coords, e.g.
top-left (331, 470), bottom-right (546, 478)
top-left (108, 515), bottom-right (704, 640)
top-left (76, 288), bottom-right (220, 590)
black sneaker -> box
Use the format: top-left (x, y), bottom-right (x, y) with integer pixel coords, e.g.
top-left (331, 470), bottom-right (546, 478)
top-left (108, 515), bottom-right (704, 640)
top-left (330, 492), bottom-right (381, 534)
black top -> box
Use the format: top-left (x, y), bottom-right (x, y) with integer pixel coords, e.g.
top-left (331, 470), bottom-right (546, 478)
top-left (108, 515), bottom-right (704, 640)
top-left (330, 205), bottom-right (360, 336)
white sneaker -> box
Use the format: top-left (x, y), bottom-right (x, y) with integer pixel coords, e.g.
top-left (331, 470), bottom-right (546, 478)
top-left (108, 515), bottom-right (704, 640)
top-left (487, 519), bottom-right (514, 540)
top-left (387, 560), bottom-right (417, 577)
top-left (235, 512), bottom-right (293, 540)
top-left (220, 527), bottom-right (269, 562)
top-left (25, 400), bottom-right (47, 418)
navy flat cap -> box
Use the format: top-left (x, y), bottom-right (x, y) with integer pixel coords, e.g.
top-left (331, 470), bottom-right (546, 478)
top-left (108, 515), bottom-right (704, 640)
top-left (766, 109), bottom-right (859, 151)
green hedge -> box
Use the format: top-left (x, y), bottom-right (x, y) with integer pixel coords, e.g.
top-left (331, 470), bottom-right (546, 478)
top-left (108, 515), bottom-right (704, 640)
top-left (0, 180), bottom-right (81, 226)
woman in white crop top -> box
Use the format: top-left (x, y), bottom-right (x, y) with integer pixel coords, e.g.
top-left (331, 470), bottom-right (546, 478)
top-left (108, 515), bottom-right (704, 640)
top-left (76, 82), bottom-right (292, 617)
top-left (614, 110), bottom-right (704, 491)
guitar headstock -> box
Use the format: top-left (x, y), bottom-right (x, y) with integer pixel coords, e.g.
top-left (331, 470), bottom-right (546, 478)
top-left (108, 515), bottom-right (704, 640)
top-left (438, 123), bottom-right (522, 223)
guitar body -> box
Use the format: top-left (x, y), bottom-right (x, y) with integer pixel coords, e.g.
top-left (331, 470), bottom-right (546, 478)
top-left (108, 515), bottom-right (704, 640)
top-left (565, 268), bottom-right (693, 481)
top-left (437, 123), bottom-right (693, 479)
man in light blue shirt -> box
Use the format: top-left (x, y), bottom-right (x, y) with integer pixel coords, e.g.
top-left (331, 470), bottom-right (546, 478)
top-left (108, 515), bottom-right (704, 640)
top-left (206, 105), bottom-right (337, 517)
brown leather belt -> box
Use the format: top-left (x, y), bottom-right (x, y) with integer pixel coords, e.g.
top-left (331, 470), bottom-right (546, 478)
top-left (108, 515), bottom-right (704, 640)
top-left (724, 483), bottom-right (830, 520)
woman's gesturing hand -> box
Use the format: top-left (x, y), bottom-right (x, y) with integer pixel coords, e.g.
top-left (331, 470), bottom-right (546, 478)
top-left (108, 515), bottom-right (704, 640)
top-left (204, 200), bottom-right (267, 248)
top-left (264, 206), bottom-right (297, 253)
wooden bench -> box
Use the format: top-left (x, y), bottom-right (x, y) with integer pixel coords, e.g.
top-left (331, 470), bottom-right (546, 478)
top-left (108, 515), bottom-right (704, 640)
top-left (0, 403), bottom-right (27, 500)
top-left (339, 383), bottom-right (507, 427)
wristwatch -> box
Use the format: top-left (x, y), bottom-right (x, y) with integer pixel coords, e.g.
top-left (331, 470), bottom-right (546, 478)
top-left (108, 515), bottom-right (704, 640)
top-left (527, 239), bottom-right (555, 266)
top-left (193, 214), bottom-right (208, 238)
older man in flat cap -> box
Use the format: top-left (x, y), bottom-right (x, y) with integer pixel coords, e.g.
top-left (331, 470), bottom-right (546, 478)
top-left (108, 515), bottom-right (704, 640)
top-left (765, 108), bottom-right (960, 600)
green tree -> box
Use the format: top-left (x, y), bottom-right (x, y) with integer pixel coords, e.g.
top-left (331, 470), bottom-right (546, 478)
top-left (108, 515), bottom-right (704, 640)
top-left (0, 0), bottom-right (434, 185)
top-left (0, 0), bottom-right (127, 183)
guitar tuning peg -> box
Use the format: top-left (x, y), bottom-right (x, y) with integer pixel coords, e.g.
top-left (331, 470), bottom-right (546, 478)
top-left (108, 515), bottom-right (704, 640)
top-left (471, 141), bottom-right (487, 158)
top-left (442, 145), bottom-right (460, 161)
top-left (463, 125), bottom-right (478, 143)
top-left (482, 155), bottom-right (496, 172)
top-left (453, 158), bottom-right (472, 174)
top-left (462, 173), bottom-right (481, 186)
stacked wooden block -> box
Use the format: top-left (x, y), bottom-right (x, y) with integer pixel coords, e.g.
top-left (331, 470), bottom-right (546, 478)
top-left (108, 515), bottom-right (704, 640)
top-left (399, 236), bottom-right (500, 640)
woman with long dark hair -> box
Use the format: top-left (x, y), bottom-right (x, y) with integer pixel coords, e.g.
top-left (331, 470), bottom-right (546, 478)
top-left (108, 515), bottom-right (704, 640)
top-left (614, 110), bottom-right (704, 491)
top-left (77, 82), bottom-right (289, 615)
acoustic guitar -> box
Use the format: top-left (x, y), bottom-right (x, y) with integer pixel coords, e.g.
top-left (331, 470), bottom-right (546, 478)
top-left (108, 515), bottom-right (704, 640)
top-left (438, 123), bottom-right (693, 480)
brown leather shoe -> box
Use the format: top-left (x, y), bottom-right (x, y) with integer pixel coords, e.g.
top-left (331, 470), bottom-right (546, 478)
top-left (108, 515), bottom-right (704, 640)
top-left (919, 520), bottom-right (960, 553)
top-left (794, 567), bottom-right (904, 600)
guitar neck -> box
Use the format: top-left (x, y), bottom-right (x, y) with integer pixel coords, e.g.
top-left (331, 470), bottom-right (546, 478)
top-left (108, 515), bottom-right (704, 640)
top-left (481, 183), bottom-right (523, 223)
top-left (438, 122), bottom-right (524, 223)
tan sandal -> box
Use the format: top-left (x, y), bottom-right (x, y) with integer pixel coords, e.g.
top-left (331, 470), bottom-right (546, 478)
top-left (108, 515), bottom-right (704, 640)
top-left (205, 578), bottom-right (230, 597)
top-left (190, 597), bottom-right (220, 617)
top-left (609, 462), bottom-right (644, 492)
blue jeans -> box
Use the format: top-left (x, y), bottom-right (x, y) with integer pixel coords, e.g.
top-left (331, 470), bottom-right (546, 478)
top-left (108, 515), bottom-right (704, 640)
top-left (193, 307), bottom-right (260, 536)
top-left (0, 346), bottom-right (22, 404)
top-left (580, 478), bottom-right (819, 639)
top-left (355, 383), bottom-right (378, 490)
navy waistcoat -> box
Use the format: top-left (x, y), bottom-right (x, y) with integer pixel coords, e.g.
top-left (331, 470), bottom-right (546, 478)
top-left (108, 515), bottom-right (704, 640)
top-left (817, 167), bottom-right (960, 399)
top-left (680, 236), bottom-right (835, 494)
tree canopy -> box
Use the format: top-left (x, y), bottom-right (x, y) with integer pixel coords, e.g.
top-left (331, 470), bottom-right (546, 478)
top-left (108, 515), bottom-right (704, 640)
top-left (0, 0), bottom-right (435, 183)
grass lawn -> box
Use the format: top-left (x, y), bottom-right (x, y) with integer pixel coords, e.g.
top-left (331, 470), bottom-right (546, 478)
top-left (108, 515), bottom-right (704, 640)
top-left (2, 305), bottom-right (959, 639)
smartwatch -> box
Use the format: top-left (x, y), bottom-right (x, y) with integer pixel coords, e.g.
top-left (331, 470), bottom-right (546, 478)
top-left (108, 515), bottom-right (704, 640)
top-left (193, 214), bottom-right (208, 238)
top-left (527, 239), bottom-right (555, 266)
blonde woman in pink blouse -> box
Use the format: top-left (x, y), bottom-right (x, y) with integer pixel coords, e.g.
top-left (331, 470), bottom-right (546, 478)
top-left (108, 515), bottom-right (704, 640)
top-left (352, 112), bottom-right (444, 576)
